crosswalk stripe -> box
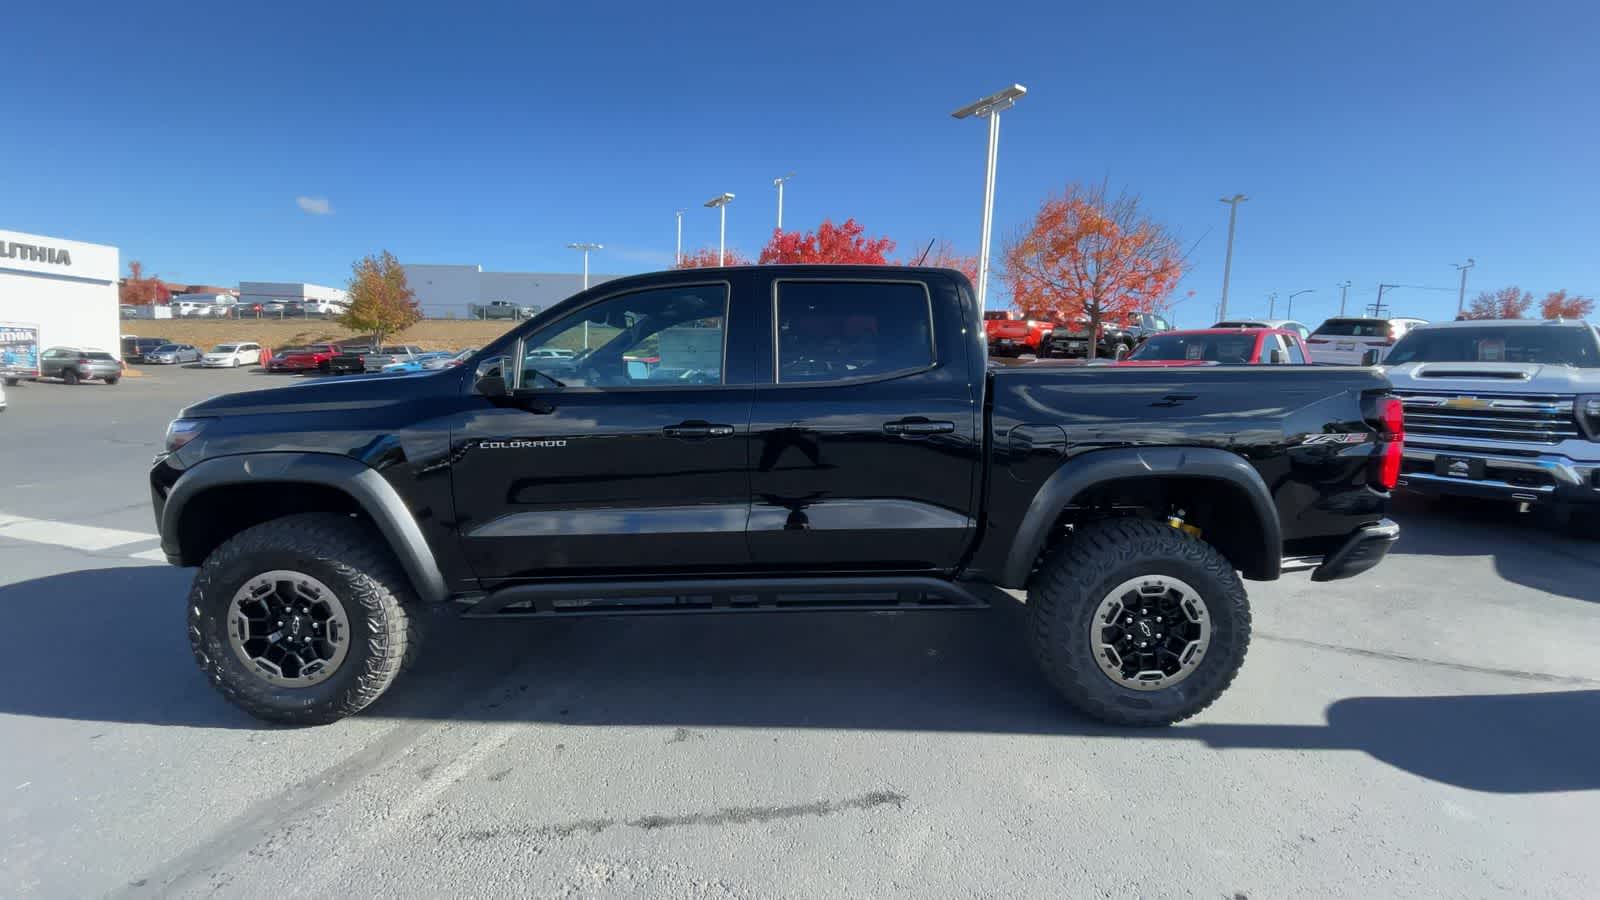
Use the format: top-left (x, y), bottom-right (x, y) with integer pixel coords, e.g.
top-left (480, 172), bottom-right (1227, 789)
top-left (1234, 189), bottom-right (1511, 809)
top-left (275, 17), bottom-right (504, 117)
top-left (0, 513), bottom-right (159, 552)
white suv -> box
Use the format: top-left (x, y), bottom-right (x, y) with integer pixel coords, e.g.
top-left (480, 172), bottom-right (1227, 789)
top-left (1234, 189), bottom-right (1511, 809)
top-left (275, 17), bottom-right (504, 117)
top-left (1307, 316), bottom-right (1427, 365)
top-left (1382, 318), bottom-right (1600, 509)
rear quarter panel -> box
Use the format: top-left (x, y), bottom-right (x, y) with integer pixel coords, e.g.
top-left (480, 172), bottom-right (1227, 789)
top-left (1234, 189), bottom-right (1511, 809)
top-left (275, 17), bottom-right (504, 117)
top-left (978, 364), bottom-right (1393, 574)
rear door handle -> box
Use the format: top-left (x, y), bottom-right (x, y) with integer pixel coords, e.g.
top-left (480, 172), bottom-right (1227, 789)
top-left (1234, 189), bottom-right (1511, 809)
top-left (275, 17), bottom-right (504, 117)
top-left (663, 420), bottom-right (736, 439)
top-left (883, 418), bottom-right (956, 435)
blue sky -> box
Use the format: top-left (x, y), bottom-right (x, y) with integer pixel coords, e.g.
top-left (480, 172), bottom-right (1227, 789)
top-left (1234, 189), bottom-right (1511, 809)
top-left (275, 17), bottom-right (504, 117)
top-left (5, 0), bottom-right (1597, 326)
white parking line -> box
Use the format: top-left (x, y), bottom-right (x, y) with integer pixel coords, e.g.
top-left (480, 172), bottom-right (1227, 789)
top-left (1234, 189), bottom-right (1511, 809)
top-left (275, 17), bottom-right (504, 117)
top-left (0, 512), bottom-right (163, 559)
top-left (128, 547), bottom-right (170, 562)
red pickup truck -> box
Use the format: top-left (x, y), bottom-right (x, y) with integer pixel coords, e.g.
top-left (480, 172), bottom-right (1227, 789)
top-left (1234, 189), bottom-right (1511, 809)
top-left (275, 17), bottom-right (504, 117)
top-left (983, 310), bottom-right (1056, 357)
top-left (265, 343), bottom-right (342, 374)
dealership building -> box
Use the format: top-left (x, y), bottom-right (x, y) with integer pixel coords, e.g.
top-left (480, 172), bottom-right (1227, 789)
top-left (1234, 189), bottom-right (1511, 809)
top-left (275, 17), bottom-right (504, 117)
top-left (0, 228), bottom-right (120, 359)
top-left (237, 281), bottom-right (347, 307)
top-left (403, 264), bottom-right (618, 319)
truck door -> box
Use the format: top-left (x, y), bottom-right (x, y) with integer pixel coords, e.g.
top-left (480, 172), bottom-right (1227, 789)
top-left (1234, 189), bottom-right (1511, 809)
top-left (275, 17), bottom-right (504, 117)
top-left (746, 276), bottom-right (981, 571)
top-left (450, 278), bottom-right (756, 582)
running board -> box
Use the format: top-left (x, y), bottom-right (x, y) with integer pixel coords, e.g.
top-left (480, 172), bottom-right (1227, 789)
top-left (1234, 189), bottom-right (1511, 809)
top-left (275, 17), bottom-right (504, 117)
top-left (458, 576), bottom-right (991, 619)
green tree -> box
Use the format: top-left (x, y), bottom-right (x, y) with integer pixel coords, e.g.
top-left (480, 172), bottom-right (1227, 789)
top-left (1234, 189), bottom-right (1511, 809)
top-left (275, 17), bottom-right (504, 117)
top-left (339, 250), bottom-right (420, 346)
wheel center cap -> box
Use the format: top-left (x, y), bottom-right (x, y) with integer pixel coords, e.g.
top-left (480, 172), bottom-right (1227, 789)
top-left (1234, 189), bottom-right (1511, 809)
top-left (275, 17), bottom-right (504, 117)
top-left (288, 615), bottom-right (305, 638)
top-left (1134, 618), bottom-right (1156, 640)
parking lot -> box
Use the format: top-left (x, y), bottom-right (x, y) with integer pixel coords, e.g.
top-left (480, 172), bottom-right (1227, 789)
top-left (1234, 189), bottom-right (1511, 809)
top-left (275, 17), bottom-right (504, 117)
top-left (1, 366), bottom-right (1597, 897)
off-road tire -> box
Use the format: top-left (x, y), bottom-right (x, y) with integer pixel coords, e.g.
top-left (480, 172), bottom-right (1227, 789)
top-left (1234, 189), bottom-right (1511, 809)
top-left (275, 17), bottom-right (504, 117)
top-left (1027, 518), bottom-right (1251, 726)
top-left (104, 375), bottom-right (119, 385)
top-left (1112, 342), bottom-right (1133, 360)
top-left (61, 369), bottom-right (79, 385)
top-left (187, 512), bottom-right (422, 725)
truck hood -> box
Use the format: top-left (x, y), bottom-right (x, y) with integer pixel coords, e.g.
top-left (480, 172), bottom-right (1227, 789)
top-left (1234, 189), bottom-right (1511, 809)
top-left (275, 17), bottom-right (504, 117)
top-left (180, 368), bottom-right (452, 417)
top-left (1383, 361), bottom-right (1600, 394)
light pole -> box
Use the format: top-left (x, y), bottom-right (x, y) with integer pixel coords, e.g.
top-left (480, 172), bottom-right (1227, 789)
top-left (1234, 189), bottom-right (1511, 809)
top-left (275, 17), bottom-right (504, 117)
top-left (952, 83), bottom-right (1027, 310)
top-left (1267, 291), bottom-right (1279, 317)
top-left (1370, 283), bottom-right (1399, 318)
top-left (1287, 289), bottom-right (1315, 319)
top-left (675, 210), bottom-right (685, 266)
top-left (567, 242), bottom-right (602, 349)
top-left (1217, 194), bottom-right (1247, 320)
top-left (773, 173), bottom-right (794, 231)
top-left (1453, 258), bottom-right (1476, 318)
top-left (1337, 280), bottom-right (1352, 316)
top-left (704, 193), bottom-right (735, 265)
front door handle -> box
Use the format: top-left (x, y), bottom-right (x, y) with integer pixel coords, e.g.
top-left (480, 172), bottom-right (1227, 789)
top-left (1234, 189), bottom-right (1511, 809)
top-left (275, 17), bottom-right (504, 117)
top-left (663, 420), bottom-right (736, 439)
top-left (883, 418), bottom-right (956, 436)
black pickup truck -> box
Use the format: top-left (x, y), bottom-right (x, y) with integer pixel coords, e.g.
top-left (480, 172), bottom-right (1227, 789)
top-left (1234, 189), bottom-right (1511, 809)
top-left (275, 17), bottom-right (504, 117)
top-left (151, 265), bottom-right (1401, 727)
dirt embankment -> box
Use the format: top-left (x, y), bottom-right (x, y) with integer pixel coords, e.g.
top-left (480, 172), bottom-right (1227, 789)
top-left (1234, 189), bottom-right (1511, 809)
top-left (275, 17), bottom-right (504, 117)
top-left (121, 319), bottom-right (519, 352)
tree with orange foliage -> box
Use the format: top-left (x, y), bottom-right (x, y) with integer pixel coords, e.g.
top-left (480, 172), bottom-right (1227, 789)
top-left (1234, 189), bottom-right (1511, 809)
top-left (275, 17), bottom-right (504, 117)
top-left (758, 218), bottom-right (895, 265)
top-left (1001, 184), bottom-right (1187, 359)
top-left (906, 238), bottom-right (979, 285)
top-left (119, 261), bottom-right (171, 306)
top-left (1461, 286), bottom-right (1533, 320)
top-left (674, 247), bottom-right (752, 268)
top-left (1539, 289), bottom-right (1595, 320)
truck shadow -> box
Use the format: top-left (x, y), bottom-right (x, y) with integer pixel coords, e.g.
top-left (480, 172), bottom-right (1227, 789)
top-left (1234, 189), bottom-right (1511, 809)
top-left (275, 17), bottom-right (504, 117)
top-left (0, 567), bottom-right (1593, 793)
top-left (1388, 494), bottom-right (1600, 604)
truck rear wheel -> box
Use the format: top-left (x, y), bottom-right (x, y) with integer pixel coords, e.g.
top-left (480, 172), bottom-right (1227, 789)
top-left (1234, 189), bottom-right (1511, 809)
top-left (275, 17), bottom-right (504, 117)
top-left (187, 513), bottom-right (420, 725)
top-left (1026, 518), bottom-right (1251, 726)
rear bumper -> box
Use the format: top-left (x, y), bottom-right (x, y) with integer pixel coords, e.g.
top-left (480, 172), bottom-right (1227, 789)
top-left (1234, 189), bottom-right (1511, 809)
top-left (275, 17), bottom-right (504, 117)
top-left (1398, 446), bottom-right (1600, 504)
top-left (1309, 519), bottom-right (1399, 582)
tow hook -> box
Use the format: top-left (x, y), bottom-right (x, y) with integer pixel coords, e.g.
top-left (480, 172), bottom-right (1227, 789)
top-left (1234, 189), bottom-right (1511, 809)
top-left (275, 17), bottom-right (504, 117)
top-left (1167, 508), bottom-right (1202, 538)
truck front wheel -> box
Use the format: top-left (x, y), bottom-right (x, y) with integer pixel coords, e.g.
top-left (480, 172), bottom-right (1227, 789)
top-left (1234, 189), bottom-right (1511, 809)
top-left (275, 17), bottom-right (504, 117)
top-left (187, 513), bottom-right (420, 725)
top-left (1027, 518), bottom-right (1251, 726)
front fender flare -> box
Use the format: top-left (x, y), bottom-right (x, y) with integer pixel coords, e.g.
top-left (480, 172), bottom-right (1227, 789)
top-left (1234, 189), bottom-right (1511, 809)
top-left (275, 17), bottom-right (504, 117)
top-left (160, 453), bottom-right (448, 605)
top-left (1001, 446), bottom-right (1282, 587)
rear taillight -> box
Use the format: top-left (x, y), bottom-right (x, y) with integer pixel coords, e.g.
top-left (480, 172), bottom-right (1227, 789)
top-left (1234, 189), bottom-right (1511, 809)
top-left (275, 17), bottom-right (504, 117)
top-left (1372, 395), bottom-right (1404, 490)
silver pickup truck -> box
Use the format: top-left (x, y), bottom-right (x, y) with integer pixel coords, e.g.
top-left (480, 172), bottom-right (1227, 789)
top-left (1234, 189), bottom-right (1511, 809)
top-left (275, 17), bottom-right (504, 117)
top-left (1383, 318), bottom-right (1600, 509)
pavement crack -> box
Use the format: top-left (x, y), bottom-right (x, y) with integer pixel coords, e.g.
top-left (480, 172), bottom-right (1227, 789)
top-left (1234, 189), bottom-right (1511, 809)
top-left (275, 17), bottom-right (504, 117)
top-left (1256, 632), bottom-right (1600, 685)
top-left (460, 790), bottom-right (907, 845)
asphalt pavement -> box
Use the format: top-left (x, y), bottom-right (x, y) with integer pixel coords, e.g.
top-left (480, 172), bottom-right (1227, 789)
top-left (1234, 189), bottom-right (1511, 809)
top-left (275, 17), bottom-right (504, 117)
top-left (1, 366), bottom-right (1597, 897)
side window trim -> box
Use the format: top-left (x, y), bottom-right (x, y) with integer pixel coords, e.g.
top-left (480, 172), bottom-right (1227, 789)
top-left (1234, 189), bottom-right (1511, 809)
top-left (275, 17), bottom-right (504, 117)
top-left (769, 278), bottom-right (938, 386)
top-left (512, 280), bottom-right (733, 391)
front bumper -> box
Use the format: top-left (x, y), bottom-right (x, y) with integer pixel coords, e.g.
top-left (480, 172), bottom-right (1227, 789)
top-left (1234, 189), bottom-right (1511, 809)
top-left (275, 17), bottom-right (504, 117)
top-left (1398, 446), bottom-right (1600, 504)
top-left (1308, 519), bottom-right (1400, 582)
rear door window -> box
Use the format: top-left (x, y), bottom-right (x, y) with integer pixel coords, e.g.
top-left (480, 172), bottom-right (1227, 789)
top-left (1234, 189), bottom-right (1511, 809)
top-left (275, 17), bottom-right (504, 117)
top-left (775, 281), bottom-right (935, 383)
top-left (1313, 319), bottom-right (1388, 338)
top-left (1283, 336), bottom-right (1306, 364)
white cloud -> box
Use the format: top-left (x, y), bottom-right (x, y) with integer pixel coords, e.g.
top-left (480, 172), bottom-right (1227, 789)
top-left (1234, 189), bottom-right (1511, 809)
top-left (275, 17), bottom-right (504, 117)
top-left (296, 196), bottom-right (333, 216)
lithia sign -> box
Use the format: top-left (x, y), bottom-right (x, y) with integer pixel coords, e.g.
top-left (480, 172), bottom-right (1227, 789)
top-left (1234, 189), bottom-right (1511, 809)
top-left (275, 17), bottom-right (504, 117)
top-left (0, 240), bottom-right (72, 266)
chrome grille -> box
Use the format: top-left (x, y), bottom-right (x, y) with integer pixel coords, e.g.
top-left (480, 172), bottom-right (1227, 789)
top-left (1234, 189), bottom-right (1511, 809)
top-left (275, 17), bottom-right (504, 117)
top-left (1393, 390), bottom-right (1580, 445)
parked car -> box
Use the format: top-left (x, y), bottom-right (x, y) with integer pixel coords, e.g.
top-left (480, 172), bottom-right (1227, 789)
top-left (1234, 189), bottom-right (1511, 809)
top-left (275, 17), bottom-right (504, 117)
top-left (1043, 310), bottom-right (1175, 359)
top-left (172, 300), bottom-right (217, 318)
top-left (984, 310), bottom-right (1057, 357)
top-left (122, 336), bottom-right (169, 360)
top-left (1213, 318), bottom-right (1312, 342)
top-left (201, 342), bottom-right (263, 368)
top-left (324, 345), bottom-right (377, 375)
top-left (39, 347), bottom-right (121, 384)
top-left (258, 300), bottom-right (288, 315)
top-left (380, 350), bottom-right (456, 373)
top-left (266, 344), bottom-right (342, 374)
top-left (1379, 318), bottom-right (1600, 513)
top-left (300, 299), bottom-right (348, 318)
top-left (145, 343), bottom-right (202, 364)
top-left (0, 379), bottom-right (7, 411)
top-left (469, 300), bottom-right (535, 320)
top-left (426, 347), bottom-right (479, 369)
top-left (1110, 328), bottom-right (1312, 366)
top-left (1306, 316), bottom-right (1428, 365)
top-left (150, 264), bottom-right (1400, 727)
top-left (355, 345), bottom-right (424, 372)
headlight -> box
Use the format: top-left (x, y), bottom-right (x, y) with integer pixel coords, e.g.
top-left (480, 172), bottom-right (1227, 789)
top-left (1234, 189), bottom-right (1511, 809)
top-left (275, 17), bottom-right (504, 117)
top-left (1576, 395), bottom-right (1600, 441)
top-left (165, 418), bottom-right (210, 452)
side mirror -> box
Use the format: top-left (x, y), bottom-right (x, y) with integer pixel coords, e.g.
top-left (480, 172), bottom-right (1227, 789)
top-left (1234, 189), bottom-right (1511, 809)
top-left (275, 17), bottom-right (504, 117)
top-left (1360, 349), bottom-right (1381, 366)
top-left (474, 374), bottom-right (507, 398)
top-left (1268, 348), bottom-right (1285, 365)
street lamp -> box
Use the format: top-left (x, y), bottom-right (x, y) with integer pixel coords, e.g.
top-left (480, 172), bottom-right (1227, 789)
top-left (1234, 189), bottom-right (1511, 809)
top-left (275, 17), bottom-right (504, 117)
top-left (567, 242), bottom-right (602, 350)
top-left (1217, 194), bottom-right (1247, 320)
top-left (773, 173), bottom-right (795, 230)
top-left (952, 83), bottom-right (1027, 310)
top-left (1336, 280), bottom-right (1352, 316)
top-left (675, 210), bottom-right (685, 266)
top-left (1267, 291), bottom-right (1279, 317)
top-left (704, 193), bottom-right (735, 265)
top-left (1287, 288), bottom-right (1315, 319)
top-left (1453, 258), bottom-right (1476, 318)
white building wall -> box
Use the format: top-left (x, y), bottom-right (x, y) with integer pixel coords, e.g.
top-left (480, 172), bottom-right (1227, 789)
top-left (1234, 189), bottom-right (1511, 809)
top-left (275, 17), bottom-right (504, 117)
top-left (404, 263), bottom-right (617, 318)
top-left (0, 228), bottom-right (120, 357)
top-left (404, 264), bottom-right (483, 319)
top-left (237, 281), bottom-right (347, 305)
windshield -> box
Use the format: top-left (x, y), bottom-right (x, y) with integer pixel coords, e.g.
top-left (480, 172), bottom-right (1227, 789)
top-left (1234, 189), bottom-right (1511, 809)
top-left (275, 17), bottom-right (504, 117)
top-left (211, 344), bottom-right (237, 352)
top-left (1129, 332), bottom-right (1257, 363)
top-left (1214, 321), bottom-right (1266, 329)
top-left (85, 352), bottom-right (116, 361)
top-left (1386, 326), bottom-right (1600, 367)
top-left (1313, 319), bottom-right (1389, 337)
top-left (154, 345), bottom-right (180, 352)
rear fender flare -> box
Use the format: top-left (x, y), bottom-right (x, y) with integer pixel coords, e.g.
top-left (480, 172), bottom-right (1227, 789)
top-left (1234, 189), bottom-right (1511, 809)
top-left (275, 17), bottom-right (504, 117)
top-left (161, 453), bottom-right (447, 604)
top-left (1001, 446), bottom-right (1282, 586)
